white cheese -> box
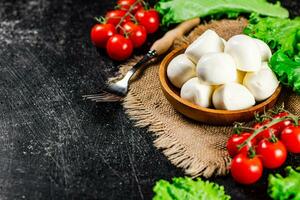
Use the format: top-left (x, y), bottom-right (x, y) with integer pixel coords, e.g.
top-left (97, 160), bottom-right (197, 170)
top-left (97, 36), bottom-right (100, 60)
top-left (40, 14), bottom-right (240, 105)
top-left (243, 65), bottom-right (279, 101)
top-left (180, 77), bottom-right (214, 108)
top-left (212, 82), bottom-right (255, 110)
top-left (185, 29), bottom-right (224, 63)
top-left (225, 35), bottom-right (262, 72)
top-left (196, 52), bottom-right (237, 85)
top-left (167, 54), bottom-right (196, 88)
top-left (253, 38), bottom-right (272, 62)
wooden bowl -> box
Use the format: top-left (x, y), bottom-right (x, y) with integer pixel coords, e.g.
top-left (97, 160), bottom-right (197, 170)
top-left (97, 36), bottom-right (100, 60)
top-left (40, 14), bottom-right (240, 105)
top-left (159, 48), bottom-right (282, 125)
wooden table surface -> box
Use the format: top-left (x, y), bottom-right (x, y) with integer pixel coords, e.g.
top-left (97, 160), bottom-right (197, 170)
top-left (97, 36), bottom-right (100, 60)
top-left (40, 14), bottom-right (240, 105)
top-left (0, 0), bottom-right (299, 199)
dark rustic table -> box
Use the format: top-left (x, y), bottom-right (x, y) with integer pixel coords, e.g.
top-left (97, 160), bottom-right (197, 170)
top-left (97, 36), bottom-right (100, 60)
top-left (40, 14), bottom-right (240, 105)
top-left (0, 0), bottom-right (299, 199)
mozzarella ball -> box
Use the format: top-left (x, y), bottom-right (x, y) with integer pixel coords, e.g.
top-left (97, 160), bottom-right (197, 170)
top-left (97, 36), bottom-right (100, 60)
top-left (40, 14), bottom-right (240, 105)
top-left (225, 35), bottom-right (262, 72)
top-left (185, 29), bottom-right (224, 63)
top-left (236, 70), bottom-right (246, 84)
top-left (253, 38), bottom-right (272, 61)
top-left (167, 54), bottom-right (196, 88)
top-left (196, 53), bottom-right (237, 85)
top-left (243, 65), bottom-right (279, 101)
top-left (180, 77), bottom-right (214, 108)
top-left (212, 83), bottom-right (255, 110)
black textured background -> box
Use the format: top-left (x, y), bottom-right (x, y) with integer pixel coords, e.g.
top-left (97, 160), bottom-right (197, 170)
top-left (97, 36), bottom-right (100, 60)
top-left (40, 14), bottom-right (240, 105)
top-left (0, 0), bottom-right (299, 199)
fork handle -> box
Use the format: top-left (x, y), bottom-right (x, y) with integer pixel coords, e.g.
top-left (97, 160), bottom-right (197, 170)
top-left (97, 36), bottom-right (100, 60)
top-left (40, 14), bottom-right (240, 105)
top-left (122, 50), bottom-right (158, 84)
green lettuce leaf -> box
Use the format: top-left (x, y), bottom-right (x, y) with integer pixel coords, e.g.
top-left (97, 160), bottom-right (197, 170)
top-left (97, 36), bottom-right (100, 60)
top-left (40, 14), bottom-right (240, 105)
top-left (269, 51), bottom-right (300, 94)
top-left (268, 166), bottom-right (300, 200)
top-left (153, 177), bottom-right (231, 200)
top-left (155, 0), bottom-right (288, 26)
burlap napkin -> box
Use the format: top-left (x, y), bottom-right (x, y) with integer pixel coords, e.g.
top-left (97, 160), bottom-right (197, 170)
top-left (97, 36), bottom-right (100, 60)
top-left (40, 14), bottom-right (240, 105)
top-left (117, 18), bottom-right (300, 178)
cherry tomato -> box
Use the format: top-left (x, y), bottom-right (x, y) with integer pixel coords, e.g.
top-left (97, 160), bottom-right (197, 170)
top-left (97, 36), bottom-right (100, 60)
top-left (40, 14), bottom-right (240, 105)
top-left (135, 8), bottom-right (145, 21)
top-left (230, 153), bottom-right (263, 185)
top-left (135, 8), bottom-right (160, 34)
top-left (226, 132), bottom-right (256, 158)
top-left (253, 120), bottom-right (279, 141)
top-left (257, 127), bottom-right (278, 141)
top-left (106, 10), bottom-right (130, 26)
top-left (256, 139), bottom-right (287, 169)
top-left (271, 112), bottom-right (292, 133)
top-left (106, 34), bottom-right (133, 61)
top-left (90, 23), bottom-right (116, 48)
top-left (117, 0), bottom-right (142, 13)
top-left (281, 126), bottom-right (300, 153)
top-left (120, 22), bottom-right (147, 48)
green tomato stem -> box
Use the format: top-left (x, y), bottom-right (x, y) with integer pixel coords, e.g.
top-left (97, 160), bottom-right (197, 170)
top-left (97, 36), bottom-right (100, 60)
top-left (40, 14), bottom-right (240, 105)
top-left (269, 132), bottom-right (278, 143)
top-left (247, 147), bottom-right (256, 159)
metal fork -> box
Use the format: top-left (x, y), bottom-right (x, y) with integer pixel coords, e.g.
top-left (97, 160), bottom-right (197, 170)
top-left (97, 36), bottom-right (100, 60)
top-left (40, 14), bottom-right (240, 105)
top-left (83, 50), bottom-right (157, 102)
top-left (83, 18), bottom-right (200, 102)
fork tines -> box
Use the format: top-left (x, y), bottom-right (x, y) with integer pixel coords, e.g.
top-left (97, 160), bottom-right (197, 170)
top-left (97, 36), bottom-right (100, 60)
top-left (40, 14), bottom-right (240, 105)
top-left (82, 91), bottom-right (123, 102)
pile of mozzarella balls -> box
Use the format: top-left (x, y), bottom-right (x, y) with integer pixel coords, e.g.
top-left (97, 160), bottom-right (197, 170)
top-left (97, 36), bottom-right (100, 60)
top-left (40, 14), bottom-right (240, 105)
top-left (167, 29), bottom-right (279, 110)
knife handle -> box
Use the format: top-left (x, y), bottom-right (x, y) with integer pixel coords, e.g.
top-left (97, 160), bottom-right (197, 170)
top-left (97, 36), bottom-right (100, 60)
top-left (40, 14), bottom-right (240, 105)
top-left (150, 18), bottom-right (200, 56)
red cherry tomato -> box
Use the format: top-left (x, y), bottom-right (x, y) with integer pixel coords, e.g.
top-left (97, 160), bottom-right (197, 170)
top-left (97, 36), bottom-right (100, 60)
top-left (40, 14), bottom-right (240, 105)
top-left (271, 112), bottom-right (292, 133)
top-left (106, 10), bottom-right (130, 26)
top-left (281, 126), bottom-right (300, 153)
top-left (120, 22), bottom-right (147, 48)
top-left (117, 0), bottom-right (142, 13)
top-left (135, 8), bottom-right (145, 20)
top-left (230, 153), bottom-right (263, 185)
top-left (120, 21), bottom-right (135, 34)
top-left (106, 34), bottom-right (133, 61)
top-left (256, 139), bottom-right (287, 169)
top-left (135, 8), bottom-right (160, 34)
top-left (253, 120), bottom-right (279, 141)
top-left (226, 132), bottom-right (256, 157)
top-left (257, 127), bottom-right (278, 141)
top-left (90, 24), bottom-right (116, 48)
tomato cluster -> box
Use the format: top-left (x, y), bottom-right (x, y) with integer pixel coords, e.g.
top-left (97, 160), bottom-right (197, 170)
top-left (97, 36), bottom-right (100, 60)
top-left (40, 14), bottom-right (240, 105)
top-left (90, 0), bottom-right (160, 61)
top-left (227, 111), bottom-right (300, 185)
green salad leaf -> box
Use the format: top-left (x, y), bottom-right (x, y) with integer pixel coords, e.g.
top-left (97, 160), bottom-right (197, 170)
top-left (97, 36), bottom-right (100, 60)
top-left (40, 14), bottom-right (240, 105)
top-left (268, 166), bottom-right (300, 200)
top-left (153, 177), bottom-right (231, 200)
top-left (269, 51), bottom-right (300, 94)
top-left (155, 0), bottom-right (288, 26)
top-left (244, 14), bottom-right (300, 94)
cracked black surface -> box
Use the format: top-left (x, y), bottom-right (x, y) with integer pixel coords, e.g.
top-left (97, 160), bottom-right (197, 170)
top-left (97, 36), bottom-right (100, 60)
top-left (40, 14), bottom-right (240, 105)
top-left (0, 0), bottom-right (299, 199)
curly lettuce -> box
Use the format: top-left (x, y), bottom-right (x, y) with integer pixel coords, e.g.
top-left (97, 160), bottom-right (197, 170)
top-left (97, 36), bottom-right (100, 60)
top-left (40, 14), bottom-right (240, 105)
top-left (153, 177), bottom-right (231, 200)
top-left (269, 51), bottom-right (300, 94)
top-left (268, 166), bottom-right (300, 200)
top-left (155, 0), bottom-right (288, 26)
